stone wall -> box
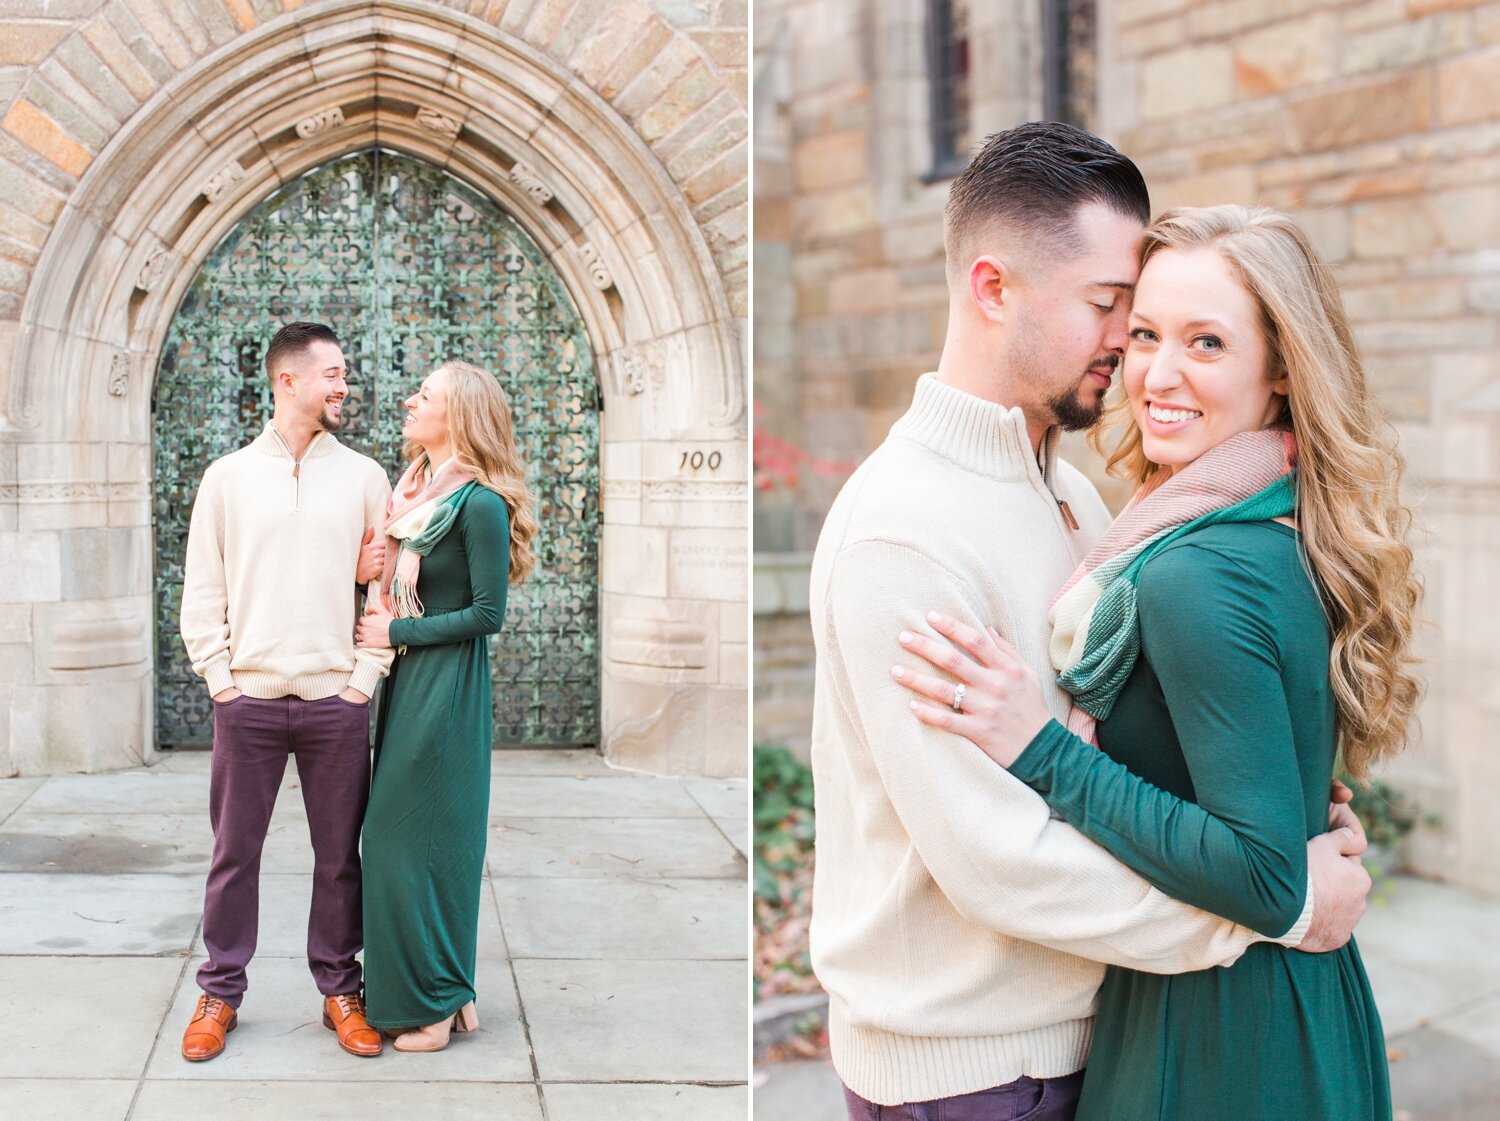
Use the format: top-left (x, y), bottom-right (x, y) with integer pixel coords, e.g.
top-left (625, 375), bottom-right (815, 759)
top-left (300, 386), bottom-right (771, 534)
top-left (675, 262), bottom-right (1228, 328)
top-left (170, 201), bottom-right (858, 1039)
top-left (752, 0), bottom-right (1500, 892)
top-left (0, 0), bottom-right (750, 777)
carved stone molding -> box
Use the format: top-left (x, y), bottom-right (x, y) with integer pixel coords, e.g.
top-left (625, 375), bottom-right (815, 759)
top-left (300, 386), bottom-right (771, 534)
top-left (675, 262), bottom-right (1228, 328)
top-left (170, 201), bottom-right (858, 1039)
top-left (607, 617), bottom-right (709, 669)
top-left (135, 247), bottom-right (171, 292)
top-left (578, 241), bottom-right (612, 290)
top-left (203, 160), bottom-right (246, 203)
top-left (415, 107), bottom-right (461, 138)
top-left (0, 481), bottom-right (144, 502)
top-left (612, 344), bottom-right (660, 396)
top-left (508, 161), bottom-right (554, 205)
top-left (108, 352), bottom-right (131, 397)
top-left (643, 479), bottom-right (747, 498)
top-left (295, 105), bottom-right (346, 140)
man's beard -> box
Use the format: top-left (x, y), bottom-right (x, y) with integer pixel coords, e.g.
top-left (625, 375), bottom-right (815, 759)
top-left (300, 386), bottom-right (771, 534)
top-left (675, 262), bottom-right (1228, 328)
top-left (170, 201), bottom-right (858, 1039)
top-left (319, 404), bottom-right (344, 432)
top-left (1047, 377), bottom-right (1108, 432)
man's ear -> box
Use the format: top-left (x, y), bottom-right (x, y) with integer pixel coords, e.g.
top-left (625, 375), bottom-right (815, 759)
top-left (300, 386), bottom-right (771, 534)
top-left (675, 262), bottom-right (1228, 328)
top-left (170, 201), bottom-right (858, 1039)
top-left (968, 255), bottom-right (1014, 324)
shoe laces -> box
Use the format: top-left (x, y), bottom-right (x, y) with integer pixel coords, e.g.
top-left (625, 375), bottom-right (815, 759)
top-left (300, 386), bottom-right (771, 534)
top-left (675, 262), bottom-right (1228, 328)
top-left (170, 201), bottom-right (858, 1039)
top-left (332, 992), bottom-right (363, 1018)
top-left (201, 995), bottom-right (228, 1019)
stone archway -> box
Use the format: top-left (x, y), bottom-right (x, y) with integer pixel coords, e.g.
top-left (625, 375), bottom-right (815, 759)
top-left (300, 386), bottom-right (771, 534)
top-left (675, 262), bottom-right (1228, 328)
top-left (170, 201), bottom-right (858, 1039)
top-left (4, 1), bottom-right (747, 776)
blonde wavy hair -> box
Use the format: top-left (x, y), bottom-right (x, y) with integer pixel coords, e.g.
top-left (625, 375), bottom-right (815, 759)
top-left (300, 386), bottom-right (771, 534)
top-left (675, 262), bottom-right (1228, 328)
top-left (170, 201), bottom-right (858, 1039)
top-left (1094, 205), bottom-right (1421, 781)
top-left (405, 360), bottom-right (537, 584)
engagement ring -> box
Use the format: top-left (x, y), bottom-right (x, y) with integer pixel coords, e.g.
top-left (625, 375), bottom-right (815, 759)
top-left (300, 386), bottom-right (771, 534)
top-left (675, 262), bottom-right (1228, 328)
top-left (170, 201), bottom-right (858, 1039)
top-left (951, 683), bottom-right (966, 712)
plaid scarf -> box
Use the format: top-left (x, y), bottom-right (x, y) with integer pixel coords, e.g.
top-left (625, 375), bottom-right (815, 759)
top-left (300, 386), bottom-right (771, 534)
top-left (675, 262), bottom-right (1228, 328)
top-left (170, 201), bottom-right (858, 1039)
top-left (379, 455), bottom-right (478, 619)
top-left (1049, 429), bottom-right (1298, 742)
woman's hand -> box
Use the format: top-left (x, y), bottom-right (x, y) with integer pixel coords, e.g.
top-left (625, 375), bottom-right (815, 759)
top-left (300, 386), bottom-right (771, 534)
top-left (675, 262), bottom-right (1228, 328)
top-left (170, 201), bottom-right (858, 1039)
top-left (891, 612), bottom-right (1053, 769)
top-left (356, 600), bottom-right (395, 649)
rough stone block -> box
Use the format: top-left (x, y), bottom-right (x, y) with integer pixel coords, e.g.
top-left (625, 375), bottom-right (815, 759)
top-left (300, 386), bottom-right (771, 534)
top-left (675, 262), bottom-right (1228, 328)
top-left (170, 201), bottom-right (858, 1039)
top-left (150, 0), bottom-right (212, 55)
top-left (1342, 280), bottom-right (1465, 321)
top-left (636, 61), bottom-right (720, 144)
top-left (58, 527), bottom-right (151, 600)
top-left (1433, 187), bottom-right (1500, 251)
top-left (79, 13), bottom-right (157, 102)
top-left (792, 128), bottom-right (866, 193)
top-left (1141, 44), bottom-right (1233, 120)
top-left (0, 21), bottom-right (71, 66)
top-left (1350, 197), bottom-right (1443, 259)
top-left (668, 526), bottom-right (745, 601)
top-left (648, 0), bottom-right (713, 28)
top-left (601, 523), bottom-right (669, 596)
top-left (569, 0), bottom-right (660, 90)
top-left (1339, 12), bottom-right (1471, 77)
top-left (0, 532), bottom-right (61, 603)
top-left (103, 0), bottom-right (177, 86)
top-left (1437, 47), bottom-right (1500, 126)
top-left (20, 71), bottom-right (111, 152)
top-left (1, 100), bottom-right (92, 180)
top-left (52, 35), bottom-right (139, 124)
top-left (1233, 12), bottom-right (1335, 94)
top-left (119, 0), bottom-right (197, 72)
top-left (222, 0), bottom-right (260, 33)
top-left (1289, 71), bottom-right (1431, 152)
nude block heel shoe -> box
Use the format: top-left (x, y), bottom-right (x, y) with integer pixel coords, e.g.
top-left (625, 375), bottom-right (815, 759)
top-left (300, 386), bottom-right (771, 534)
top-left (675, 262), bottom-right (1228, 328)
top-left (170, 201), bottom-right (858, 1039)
top-left (392, 1002), bottom-right (479, 1053)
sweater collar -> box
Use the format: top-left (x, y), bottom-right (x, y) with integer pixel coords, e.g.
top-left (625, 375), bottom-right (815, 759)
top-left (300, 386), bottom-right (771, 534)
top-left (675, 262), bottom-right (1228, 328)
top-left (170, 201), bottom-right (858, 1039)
top-left (255, 423), bottom-right (339, 461)
top-left (889, 373), bottom-right (1057, 483)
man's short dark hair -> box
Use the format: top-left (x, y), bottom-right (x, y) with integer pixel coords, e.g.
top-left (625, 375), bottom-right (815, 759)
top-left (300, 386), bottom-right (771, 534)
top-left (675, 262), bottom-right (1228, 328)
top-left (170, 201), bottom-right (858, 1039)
top-left (264, 321), bottom-right (339, 380)
top-left (943, 122), bottom-right (1150, 278)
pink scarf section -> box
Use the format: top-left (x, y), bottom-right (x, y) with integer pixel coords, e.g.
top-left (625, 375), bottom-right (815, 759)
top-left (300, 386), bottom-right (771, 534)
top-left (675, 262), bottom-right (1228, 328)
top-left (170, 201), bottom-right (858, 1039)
top-left (377, 455), bottom-right (477, 617)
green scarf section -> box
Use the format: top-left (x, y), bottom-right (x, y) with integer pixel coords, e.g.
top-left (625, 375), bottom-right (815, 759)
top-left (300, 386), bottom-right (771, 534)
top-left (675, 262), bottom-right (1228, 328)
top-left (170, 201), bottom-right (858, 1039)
top-left (388, 481), bottom-right (477, 618)
top-left (1058, 472), bottom-right (1297, 722)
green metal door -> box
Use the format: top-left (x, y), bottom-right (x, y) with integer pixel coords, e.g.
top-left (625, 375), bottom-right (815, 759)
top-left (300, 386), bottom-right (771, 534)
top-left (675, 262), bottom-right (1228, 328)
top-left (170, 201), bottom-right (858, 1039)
top-left (152, 149), bottom-right (601, 749)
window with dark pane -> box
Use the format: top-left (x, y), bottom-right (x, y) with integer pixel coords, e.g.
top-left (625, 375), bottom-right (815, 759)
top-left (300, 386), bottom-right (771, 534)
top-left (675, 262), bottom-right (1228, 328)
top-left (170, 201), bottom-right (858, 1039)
top-left (1043, 0), bottom-right (1097, 131)
top-left (926, 0), bottom-right (972, 177)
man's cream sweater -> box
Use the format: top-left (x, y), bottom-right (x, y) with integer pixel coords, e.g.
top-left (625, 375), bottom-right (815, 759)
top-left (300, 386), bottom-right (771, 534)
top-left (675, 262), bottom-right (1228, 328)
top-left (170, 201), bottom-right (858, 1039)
top-left (809, 375), bottom-right (1307, 1105)
top-left (180, 424), bottom-right (394, 701)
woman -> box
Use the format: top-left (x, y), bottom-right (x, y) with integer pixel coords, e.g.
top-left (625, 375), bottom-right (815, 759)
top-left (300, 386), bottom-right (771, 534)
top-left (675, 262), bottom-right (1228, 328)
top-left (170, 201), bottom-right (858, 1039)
top-left (893, 206), bottom-right (1420, 1120)
top-left (354, 359), bottom-right (537, 1053)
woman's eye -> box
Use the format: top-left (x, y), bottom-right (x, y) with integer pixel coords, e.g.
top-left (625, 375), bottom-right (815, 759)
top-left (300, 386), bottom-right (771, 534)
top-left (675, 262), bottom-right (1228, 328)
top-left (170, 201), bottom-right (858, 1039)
top-left (1192, 335), bottom-right (1224, 352)
top-left (1128, 328), bottom-right (1157, 343)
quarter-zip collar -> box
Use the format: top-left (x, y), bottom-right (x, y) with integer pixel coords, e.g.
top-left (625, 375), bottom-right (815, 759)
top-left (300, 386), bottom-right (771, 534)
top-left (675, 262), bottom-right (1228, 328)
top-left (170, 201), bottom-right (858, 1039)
top-left (253, 423), bottom-right (339, 510)
top-left (891, 374), bottom-right (1081, 531)
top-left (891, 374), bottom-right (1059, 486)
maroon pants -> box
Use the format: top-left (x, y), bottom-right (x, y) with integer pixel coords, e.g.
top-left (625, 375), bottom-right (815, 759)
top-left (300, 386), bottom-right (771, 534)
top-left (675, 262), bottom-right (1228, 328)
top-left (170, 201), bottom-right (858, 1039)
top-left (197, 693), bottom-right (371, 1007)
top-left (843, 1071), bottom-right (1085, 1121)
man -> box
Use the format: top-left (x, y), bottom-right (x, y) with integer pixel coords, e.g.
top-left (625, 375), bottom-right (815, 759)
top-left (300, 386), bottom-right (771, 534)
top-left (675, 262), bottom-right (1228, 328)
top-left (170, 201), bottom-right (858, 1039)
top-left (179, 322), bottom-right (393, 1061)
top-left (807, 124), bottom-right (1372, 1118)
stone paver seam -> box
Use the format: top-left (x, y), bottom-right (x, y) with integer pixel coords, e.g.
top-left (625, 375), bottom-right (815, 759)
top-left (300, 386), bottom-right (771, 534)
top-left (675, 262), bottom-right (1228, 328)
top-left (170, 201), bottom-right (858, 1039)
top-left (0, 776), bottom-right (48, 828)
top-left (491, 864), bottom-right (552, 1121)
top-left (684, 786), bottom-right (749, 855)
top-left (124, 910), bottom-right (202, 1121)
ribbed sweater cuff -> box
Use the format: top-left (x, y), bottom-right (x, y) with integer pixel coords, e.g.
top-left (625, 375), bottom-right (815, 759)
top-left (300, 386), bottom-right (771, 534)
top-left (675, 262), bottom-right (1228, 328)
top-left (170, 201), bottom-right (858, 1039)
top-left (346, 660), bottom-right (384, 700)
top-left (1276, 875), bottom-right (1315, 947)
top-left (829, 1001), bottom-right (1091, 1106)
top-left (201, 660), bottom-right (236, 697)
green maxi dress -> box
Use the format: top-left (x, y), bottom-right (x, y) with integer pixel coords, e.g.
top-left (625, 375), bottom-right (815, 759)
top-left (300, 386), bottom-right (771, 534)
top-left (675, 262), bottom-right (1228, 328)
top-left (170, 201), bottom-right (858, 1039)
top-left (361, 486), bottom-right (510, 1029)
top-left (1011, 521), bottom-right (1391, 1121)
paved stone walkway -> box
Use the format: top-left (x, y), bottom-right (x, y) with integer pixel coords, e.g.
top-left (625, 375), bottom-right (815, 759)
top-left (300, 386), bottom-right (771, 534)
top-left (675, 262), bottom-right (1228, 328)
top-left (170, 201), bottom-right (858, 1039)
top-left (753, 875), bottom-right (1500, 1121)
top-left (0, 748), bottom-right (748, 1121)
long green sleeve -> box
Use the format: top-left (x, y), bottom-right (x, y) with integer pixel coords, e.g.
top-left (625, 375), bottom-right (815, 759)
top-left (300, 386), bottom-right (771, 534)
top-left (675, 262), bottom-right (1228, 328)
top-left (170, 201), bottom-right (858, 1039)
top-left (1010, 538), bottom-right (1311, 938)
top-left (387, 489), bottom-right (511, 648)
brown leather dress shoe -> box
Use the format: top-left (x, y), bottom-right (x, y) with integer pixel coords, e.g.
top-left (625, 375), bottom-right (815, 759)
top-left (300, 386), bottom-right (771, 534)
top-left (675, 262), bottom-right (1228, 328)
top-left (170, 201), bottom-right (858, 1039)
top-left (182, 993), bottom-right (237, 1062)
top-left (323, 992), bottom-right (382, 1057)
